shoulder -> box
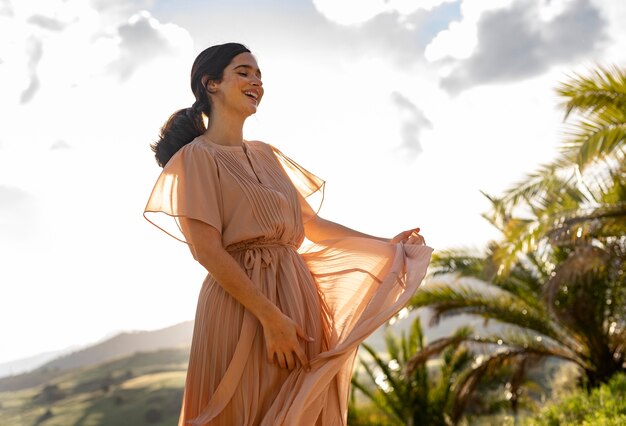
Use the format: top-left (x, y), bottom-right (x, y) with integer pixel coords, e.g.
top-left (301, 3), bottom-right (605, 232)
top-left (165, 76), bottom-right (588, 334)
top-left (246, 140), bottom-right (289, 166)
top-left (180, 138), bottom-right (221, 160)
top-left (244, 139), bottom-right (272, 151)
top-left (165, 138), bottom-right (220, 171)
top-left (246, 140), bottom-right (284, 158)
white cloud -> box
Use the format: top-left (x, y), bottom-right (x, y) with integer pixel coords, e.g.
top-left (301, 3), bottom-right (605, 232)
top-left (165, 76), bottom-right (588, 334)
top-left (19, 36), bottom-right (43, 103)
top-left (312, 0), bottom-right (456, 26)
top-left (424, 0), bottom-right (516, 62)
top-left (591, 0), bottom-right (626, 63)
top-left (0, 1), bottom-right (193, 149)
top-left (27, 14), bottom-right (67, 31)
top-left (425, 20), bottom-right (475, 62)
top-left (110, 10), bottom-right (192, 80)
top-left (425, 0), bottom-right (582, 62)
top-left (390, 91), bottom-right (432, 155)
top-left (0, 0), bottom-right (196, 363)
top-left (426, 0), bottom-right (607, 94)
top-left (0, 185), bottom-right (38, 240)
top-left (0, 0), bottom-right (13, 16)
top-left (50, 140), bottom-right (72, 150)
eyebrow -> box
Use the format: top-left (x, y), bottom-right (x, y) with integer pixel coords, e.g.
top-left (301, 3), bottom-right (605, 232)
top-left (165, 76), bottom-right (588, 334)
top-left (233, 64), bottom-right (262, 78)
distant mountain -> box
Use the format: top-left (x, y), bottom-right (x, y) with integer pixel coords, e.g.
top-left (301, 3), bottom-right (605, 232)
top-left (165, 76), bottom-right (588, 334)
top-left (39, 321), bottom-right (194, 371)
top-left (0, 346), bottom-right (190, 426)
top-left (0, 321), bottom-right (194, 392)
top-left (0, 346), bottom-right (81, 379)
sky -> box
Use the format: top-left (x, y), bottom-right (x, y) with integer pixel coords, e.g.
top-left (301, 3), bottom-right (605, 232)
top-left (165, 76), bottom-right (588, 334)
top-left (1, 0), bottom-right (625, 365)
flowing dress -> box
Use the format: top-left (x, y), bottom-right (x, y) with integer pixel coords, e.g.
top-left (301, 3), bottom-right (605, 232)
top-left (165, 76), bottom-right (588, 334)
top-left (144, 137), bottom-right (433, 425)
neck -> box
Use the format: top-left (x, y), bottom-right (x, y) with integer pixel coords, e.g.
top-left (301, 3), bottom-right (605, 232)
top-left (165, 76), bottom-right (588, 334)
top-left (204, 108), bottom-right (246, 147)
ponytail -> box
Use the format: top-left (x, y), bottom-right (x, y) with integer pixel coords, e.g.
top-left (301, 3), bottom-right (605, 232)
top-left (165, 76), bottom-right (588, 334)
top-left (151, 100), bottom-right (207, 167)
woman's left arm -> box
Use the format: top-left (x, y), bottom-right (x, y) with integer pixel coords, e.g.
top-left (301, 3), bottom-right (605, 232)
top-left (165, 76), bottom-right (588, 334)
top-left (303, 214), bottom-right (425, 246)
top-left (298, 191), bottom-right (425, 245)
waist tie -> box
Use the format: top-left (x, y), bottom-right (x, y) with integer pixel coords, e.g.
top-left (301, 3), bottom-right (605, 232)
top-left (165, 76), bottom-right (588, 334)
top-left (227, 239), bottom-right (297, 271)
top-left (189, 239), bottom-right (297, 426)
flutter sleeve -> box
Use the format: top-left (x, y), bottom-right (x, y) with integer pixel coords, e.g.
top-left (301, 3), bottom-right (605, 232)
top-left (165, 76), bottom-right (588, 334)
top-left (270, 145), bottom-right (325, 222)
top-left (144, 143), bottom-right (223, 244)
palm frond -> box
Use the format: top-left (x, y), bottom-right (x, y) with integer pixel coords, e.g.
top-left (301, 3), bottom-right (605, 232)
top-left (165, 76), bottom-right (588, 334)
top-left (406, 326), bottom-right (473, 375)
top-left (354, 345), bottom-right (405, 422)
top-left (556, 65), bottom-right (626, 170)
top-left (559, 115), bottom-right (626, 170)
top-left (557, 64), bottom-right (626, 120)
top-left (546, 202), bottom-right (626, 245)
top-left (411, 283), bottom-right (558, 340)
top-left (496, 163), bottom-right (576, 214)
top-left (430, 249), bottom-right (493, 279)
top-left (451, 346), bottom-right (569, 422)
top-left (361, 342), bottom-right (403, 403)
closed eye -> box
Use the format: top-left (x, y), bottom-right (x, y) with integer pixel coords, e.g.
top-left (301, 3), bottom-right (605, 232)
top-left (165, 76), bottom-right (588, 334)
top-left (234, 64), bottom-right (262, 79)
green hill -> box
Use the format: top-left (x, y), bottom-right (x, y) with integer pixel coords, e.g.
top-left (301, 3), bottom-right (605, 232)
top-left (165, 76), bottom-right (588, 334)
top-left (0, 347), bottom-right (189, 426)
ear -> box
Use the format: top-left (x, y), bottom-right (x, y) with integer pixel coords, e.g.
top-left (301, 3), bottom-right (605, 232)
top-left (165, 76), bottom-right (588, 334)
top-left (202, 76), bottom-right (218, 93)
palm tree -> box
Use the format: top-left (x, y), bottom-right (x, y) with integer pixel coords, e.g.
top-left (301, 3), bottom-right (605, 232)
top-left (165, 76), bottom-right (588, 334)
top-left (349, 317), bottom-right (474, 425)
top-left (408, 64), bottom-right (626, 395)
top-left (486, 66), bottom-right (626, 274)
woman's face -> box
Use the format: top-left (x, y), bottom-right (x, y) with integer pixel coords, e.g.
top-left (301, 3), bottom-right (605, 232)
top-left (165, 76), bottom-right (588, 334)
top-left (207, 52), bottom-right (264, 118)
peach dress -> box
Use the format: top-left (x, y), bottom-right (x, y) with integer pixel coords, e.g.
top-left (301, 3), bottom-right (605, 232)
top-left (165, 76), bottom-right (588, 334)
top-left (144, 137), bottom-right (433, 425)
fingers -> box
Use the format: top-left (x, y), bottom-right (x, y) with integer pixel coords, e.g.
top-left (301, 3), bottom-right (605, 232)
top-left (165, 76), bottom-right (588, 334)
top-left (390, 229), bottom-right (411, 244)
top-left (293, 325), bottom-right (313, 371)
top-left (407, 227), bottom-right (425, 245)
top-left (285, 352), bottom-right (296, 370)
top-left (400, 229), bottom-right (415, 241)
top-left (406, 233), bottom-right (426, 245)
top-left (276, 352), bottom-right (287, 370)
top-left (391, 227), bottom-right (423, 244)
top-left (268, 348), bottom-right (310, 371)
top-left (295, 324), bottom-right (315, 342)
top-left (265, 323), bottom-right (313, 372)
top-left (294, 344), bottom-right (311, 372)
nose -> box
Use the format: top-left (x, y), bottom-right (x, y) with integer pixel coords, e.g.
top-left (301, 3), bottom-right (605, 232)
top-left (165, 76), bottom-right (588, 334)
top-left (251, 76), bottom-right (263, 86)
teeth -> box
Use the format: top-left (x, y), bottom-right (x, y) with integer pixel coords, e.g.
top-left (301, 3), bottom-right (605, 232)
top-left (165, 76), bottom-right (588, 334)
top-left (244, 91), bottom-right (258, 99)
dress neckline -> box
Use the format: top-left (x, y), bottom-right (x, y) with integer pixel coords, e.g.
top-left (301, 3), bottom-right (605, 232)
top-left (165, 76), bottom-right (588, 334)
top-left (197, 135), bottom-right (248, 152)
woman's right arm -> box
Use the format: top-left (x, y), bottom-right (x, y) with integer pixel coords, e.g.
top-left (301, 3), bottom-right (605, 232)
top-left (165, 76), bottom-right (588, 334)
top-left (179, 217), bottom-right (312, 371)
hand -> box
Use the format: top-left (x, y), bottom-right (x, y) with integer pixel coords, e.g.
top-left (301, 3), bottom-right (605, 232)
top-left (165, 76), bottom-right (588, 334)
top-left (261, 312), bottom-right (313, 372)
top-left (390, 227), bottom-right (426, 246)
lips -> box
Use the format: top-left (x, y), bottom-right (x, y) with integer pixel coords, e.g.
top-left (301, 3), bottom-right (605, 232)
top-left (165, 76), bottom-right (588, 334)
top-left (243, 90), bottom-right (260, 104)
top-left (243, 90), bottom-right (259, 101)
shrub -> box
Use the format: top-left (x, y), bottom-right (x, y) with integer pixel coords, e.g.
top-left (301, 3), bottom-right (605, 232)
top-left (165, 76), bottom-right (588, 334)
top-left (526, 373), bottom-right (626, 425)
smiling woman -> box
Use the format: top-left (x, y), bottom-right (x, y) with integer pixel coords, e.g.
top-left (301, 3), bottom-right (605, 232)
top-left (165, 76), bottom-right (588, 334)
top-left (143, 42), bottom-right (433, 426)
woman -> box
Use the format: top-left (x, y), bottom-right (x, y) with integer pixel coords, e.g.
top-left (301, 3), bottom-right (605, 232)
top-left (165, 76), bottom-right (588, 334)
top-left (144, 42), bottom-right (432, 426)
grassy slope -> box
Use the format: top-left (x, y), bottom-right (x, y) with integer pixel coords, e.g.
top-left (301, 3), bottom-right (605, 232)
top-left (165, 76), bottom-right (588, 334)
top-left (0, 347), bottom-right (189, 426)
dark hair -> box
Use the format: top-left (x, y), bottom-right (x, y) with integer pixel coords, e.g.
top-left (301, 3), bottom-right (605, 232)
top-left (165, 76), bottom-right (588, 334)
top-left (150, 42), bottom-right (251, 167)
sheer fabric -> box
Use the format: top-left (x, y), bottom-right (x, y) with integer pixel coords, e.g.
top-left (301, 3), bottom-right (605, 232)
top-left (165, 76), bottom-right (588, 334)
top-left (144, 137), bottom-right (433, 425)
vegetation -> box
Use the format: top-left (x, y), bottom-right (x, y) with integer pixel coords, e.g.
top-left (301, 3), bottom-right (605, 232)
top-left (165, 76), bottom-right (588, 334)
top-left (349, 317), bottom-right (474, 425)
top-left (525, 372), bottom-right (626, 425)
top-left (349, 316), bottom-right (545, 425)
top-left (408, 64), bottom-right (626, 397)
top-left (0, 348), bottom-right (188, 426)
top-left (350, 65), bottom-right (626, 424)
